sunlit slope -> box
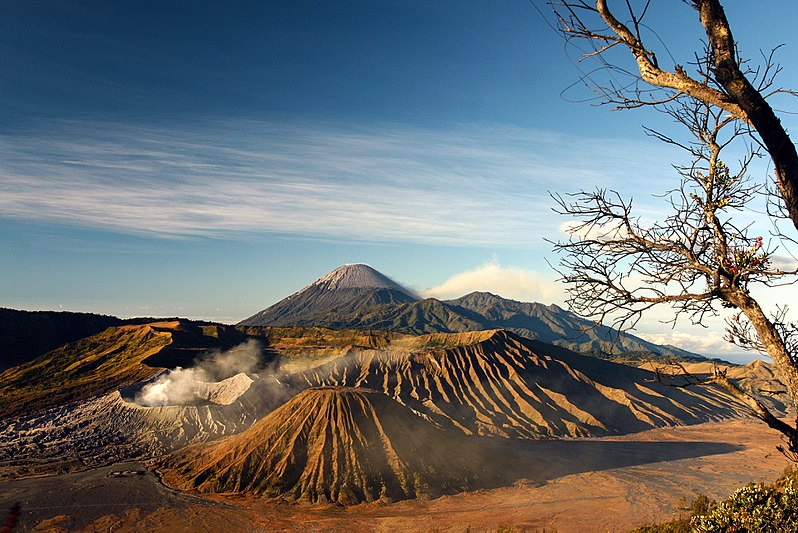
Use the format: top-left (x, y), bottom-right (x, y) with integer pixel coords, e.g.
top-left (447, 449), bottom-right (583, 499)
top-left (160, 387), bottom-right (485, 503)
top-left (294, 330), bottom-right (750, 438)
top-left (0, 308), bottom-right (125, 371)
top-left (0, 321), bottom-right (250, 419)
top-left (677, 359), bottom-right (791, 415)
top-left (238, 325), bottom-right (407, 357)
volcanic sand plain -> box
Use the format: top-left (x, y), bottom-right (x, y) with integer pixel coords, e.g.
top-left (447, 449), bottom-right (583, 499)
top-left (0, 416), bottom-right (790, 533)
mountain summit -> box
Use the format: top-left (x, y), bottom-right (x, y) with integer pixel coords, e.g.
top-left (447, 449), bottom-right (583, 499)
top-left (314, 264), bottom-right (414, 293)
top-left (239, 264), bottom-right (418, 327)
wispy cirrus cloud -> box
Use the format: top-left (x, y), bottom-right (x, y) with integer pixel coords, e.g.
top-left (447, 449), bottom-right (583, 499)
top-left (0, 120), bottom-right (674, 246)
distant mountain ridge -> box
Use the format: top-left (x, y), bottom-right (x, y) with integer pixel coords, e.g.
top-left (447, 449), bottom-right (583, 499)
top-left (239, 264), bottom-right (706, 362)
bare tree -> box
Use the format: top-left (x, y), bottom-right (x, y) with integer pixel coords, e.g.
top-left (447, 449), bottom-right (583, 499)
top-left (548, 0), bottom-right (798, 232)
top-left (552, 96), bottom-right (798, 456)
top-left (546, 0), bottom-right (798, 457)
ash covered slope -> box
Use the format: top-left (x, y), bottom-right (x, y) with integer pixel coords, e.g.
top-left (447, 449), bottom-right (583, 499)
top-left (160, 387), bottom-right (485, 503)
top-left (239, 264), bottom-right (703, 361)
top-left (240, 264), bottom-right (418, 327)
top-left (0, 325), bottom-right (284, 478)
top-left (0, 373), bottom-right (282, 478)
top-left (294, 330), bottom-right (750, 439)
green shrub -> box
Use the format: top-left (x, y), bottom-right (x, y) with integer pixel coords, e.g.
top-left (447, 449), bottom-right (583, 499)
top-left (632, 519), bottom-right (692, 532)
top-left (690, 493), bottom-right (714, 517)
top-left (636, 467), bottom-right (798, 532)
top-left (691, 477), bottom-right (798, 532)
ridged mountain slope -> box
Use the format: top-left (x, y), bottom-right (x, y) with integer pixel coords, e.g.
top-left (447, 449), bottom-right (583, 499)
top-left (160, 387), bottom-right (483, 503)
top-left (448, 292), bottom-right (702, 361)
top-left (0, 321), bottom-right (252, 419)
top-left (293, 330), bottom-right (749, 438)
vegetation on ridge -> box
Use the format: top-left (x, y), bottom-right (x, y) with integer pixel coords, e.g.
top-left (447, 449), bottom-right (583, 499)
top-left (0, 325), bottom-right (170, 419)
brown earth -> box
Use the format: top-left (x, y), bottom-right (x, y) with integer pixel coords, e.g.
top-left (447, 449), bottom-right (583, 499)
top-left (0, 324), bottom-right (171, 419)
top-left (6, 417), bottom-right (788, 532)
top-left (676, 359), bottom-right (790, 413)
top-left (0, 320), bottom-right (258, 419)
top-left (159, 387), bottom-right (492, 503)
top-left (293, 330), bottom-right (756, 439)
top-left (3, 326), bottom-right (792, 531)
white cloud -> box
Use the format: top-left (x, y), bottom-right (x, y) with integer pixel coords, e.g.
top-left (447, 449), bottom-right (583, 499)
top-left (422, 259), bottom-right (565, 303)
top-left (769, 254), bottom-right (798, 272)
top-left (0, 119), bottom-right (677, 246)
top-left (639, 330), bottom-right (758, 364)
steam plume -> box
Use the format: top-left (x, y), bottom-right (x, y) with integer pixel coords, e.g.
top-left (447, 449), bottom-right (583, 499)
top-left (136, 339), bottom-right (262, 407)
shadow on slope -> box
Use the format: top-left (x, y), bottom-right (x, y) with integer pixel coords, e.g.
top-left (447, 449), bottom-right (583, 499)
top-left (158, 385), bottom-right (740, 505)
top-left (0, 321), bottom-right (273, 419)
top-left (0, 308), bottom-right (124, 371)
top-left (292, 330), bottom-right (751, 439)
top-left (0, 439), bottom-right (740, 530)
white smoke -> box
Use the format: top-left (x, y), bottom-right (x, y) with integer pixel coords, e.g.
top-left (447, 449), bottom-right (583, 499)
top-left (135, 339), bottom-right (263, 407)
top-left (422, 258), bottom-right (565, 304)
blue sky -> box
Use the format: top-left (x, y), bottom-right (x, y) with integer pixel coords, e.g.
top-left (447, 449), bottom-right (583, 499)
top-left (3, 1), bottom-right (798, 362)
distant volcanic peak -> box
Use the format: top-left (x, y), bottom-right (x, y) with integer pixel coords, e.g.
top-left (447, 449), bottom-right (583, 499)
top-left (314, 264), bottom-right (416, 296)
top-left (464, 290), bottom-right (509, 301)
top-left (237, 264), bottom-right (419, 327)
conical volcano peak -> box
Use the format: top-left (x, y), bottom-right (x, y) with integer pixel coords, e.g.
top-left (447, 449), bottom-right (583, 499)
top-left (237, 264), bottom-right (418, 327)
top-left (314, 264), bottom-right (413, 294)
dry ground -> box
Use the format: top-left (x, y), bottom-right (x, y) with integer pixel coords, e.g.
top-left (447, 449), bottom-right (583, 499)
top-left (1, 417), bottom-right (790, 532)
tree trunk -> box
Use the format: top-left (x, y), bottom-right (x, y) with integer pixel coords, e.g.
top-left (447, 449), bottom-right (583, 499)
top-left (694, 0), bottom-right (798, 231)
top-left (711, 373), bottom-right (798, 445)
top-left (725, 287), bottom-right (798, 413)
